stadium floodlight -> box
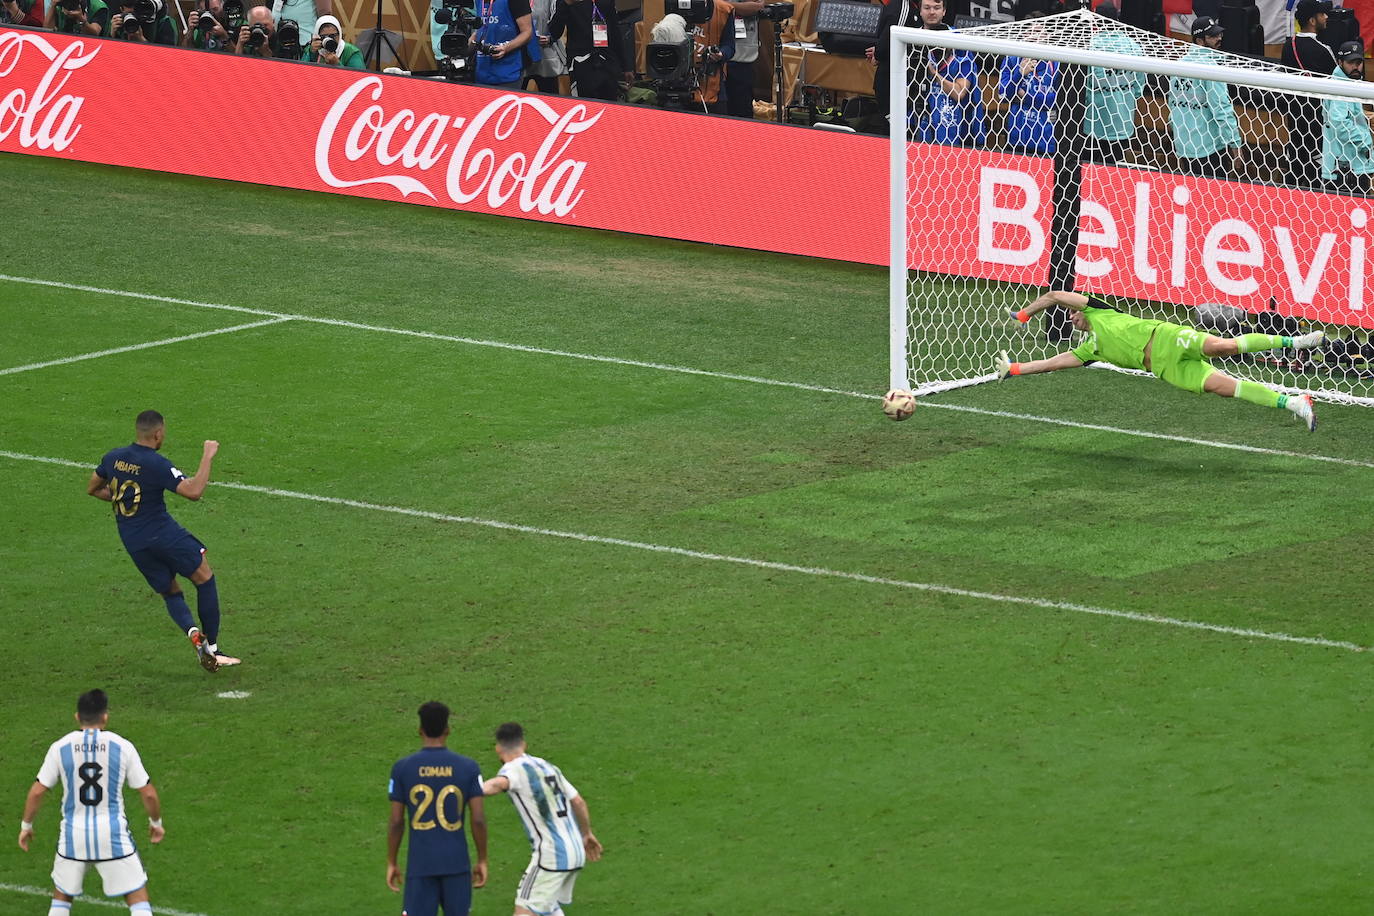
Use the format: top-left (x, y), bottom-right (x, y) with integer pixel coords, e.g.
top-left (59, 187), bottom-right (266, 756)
top-left (889, 8), bottom-right (1374, 406)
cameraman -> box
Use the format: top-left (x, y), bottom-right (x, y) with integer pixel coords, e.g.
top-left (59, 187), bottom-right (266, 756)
top-left (549, 0), bottom-right (632, 100)
top-left (235, 4), bottom-right (300, 57)
top-left (302, 14), bottom-right (364, 67)
top-left (1, 0), bottom-right (46, 28)
top-left (46, 0), bottom-right (110, 35)
top-left (474, 0), bottom-right (537, 89)
top-left (184, 0), bottom-right (240, 50)
top-left (111, 0), bottom-right (177, 44)
top-left (723, 0), bottom-right (762, 117)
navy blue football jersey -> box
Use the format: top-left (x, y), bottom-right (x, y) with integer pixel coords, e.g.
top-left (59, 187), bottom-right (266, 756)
top-left (95, 443), bottom-right (189, 549)
top-left (389, 747), bottom-right (484, 878)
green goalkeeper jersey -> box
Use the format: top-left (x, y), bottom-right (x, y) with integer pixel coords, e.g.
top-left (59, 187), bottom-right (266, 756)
top-left (1069, 302), bottom-right (1163, 371)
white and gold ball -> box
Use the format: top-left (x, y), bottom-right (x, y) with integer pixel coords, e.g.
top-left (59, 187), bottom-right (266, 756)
top-left (882, 388), bottom-right (916, 421)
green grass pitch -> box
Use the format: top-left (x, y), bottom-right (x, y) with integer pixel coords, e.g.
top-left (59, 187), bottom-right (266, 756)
top-left (2, 152), bottom-right (1373, 915)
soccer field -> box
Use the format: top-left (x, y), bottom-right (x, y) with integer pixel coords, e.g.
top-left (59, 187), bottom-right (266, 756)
top-left (2, 151), bottom-right (1372, 916)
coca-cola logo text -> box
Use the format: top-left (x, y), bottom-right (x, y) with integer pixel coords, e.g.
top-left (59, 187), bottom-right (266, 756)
top-left (315, 78), bottom-right (601, 216)
top-left (0, 32), bottom-right (99, 152)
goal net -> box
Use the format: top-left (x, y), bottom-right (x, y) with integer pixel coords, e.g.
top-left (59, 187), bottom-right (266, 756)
top-left (889, 8), bottom-right (1374, 406)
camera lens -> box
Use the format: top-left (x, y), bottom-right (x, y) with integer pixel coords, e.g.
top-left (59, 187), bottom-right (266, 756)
top-left (321, 35), bottom-right (339, 53)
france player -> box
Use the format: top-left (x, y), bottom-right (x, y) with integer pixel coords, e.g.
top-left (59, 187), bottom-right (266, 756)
top-left (88, 410), bottom-right (239, 672)
top-left (17, 690), bottom-right (164, 916)
top-left (388, 702), bottom-right (489, 916)
top-left (482, 723), bottom-right (602, 916)
top-left (996, 291), bottom-right (1324, 431)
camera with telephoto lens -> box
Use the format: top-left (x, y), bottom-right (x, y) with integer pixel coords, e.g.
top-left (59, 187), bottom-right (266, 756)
top-left (320, 34), bottom-right (340, 54)
top-left (244, 20), bottom-right (269, 49)
top-left (274, 17), bottom-right (301, 56)
top-left (221, 0), bottom-right (244, 28)
top-left (760, 1), bottom-right (793, 21)
top-left (196, 9), bottom-right (218, 30)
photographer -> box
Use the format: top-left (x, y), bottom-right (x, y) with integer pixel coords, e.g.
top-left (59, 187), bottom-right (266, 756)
top-left (235, 4), bottom-right (301, 57)
top-left (185, 0), bottom-right (242, 50)
top-left (111, 0), bottom-right (177, 44)
top-left (474, 0), bottom-right (538, 89)
top-left (549, 0), bottom-right (631, 100)
top-left (302, 14), bottom-right (364, 67)
top-left (1, 0), bottom-right (46, 28)
top-left (723, 0), bottom-right (762, 117)
top-left (46, 0), bottom-right (110, 35)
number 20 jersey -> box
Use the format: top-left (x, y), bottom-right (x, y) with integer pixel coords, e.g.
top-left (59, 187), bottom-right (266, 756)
top-left (388, 747), bottom-right (484, 877)
top-left (37, 729), bottom-right (151, 862)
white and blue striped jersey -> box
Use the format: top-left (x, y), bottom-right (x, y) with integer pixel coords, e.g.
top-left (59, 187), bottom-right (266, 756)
top-left (498, 754), bottom-right (585, 872)
top-left (36, 729), bottom-right (150, 862)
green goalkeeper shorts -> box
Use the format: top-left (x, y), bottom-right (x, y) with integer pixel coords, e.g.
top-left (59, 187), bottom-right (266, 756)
top-left (1150, 323), bottom-right (1216, 394)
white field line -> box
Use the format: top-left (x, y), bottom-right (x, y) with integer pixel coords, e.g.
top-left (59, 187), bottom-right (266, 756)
top-left (0, 882), bottom-right (212, 916)
top-left (0, 318), bottom-right (293, 376)
top-left (2, 274), bottom-right (1371, 470)
top-left (1, 449), bottom-right (1365, 654)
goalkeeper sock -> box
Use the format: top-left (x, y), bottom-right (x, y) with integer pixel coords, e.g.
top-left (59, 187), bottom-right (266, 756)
top-left (1233, 379), bottom-right (1284, 409)
top-left (1235, 333), bottom-right (1293, 353)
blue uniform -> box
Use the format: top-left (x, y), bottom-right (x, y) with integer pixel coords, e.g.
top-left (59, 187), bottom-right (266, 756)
top-left (95, 444), bottom-right (202, 593)
top-left (389, 747), bottom-right (484, 916)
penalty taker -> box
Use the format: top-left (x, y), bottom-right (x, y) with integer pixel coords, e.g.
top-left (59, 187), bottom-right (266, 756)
top-left (995, 291), bottom-right (1323, 432)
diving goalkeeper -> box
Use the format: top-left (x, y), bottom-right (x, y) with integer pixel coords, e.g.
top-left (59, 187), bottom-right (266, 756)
top-left (995, 291), bottom-right (1322, 431)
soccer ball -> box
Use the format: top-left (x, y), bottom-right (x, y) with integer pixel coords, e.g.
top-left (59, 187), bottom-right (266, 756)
top-left (882, 388), bottom-right (916, 421)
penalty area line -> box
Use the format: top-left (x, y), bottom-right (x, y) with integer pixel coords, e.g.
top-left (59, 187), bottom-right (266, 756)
top-left (1, 273), bottom-right (1368, 469)
top-left (0, 318), bottom-right (294, 377)
top-left (0, 449), bottom-right (1365, 654)
top-left (0, 883), bottom-right (213, 916)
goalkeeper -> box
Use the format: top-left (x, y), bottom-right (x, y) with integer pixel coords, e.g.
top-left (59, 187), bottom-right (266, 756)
top-left (995, 291), bottom-right (1323, 431)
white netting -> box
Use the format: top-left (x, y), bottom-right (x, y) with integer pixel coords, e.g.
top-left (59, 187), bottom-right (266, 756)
top-left (891, 9), bottom-right (1374, 406)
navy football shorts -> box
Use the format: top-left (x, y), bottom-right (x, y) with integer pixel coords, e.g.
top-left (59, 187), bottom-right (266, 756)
top-left (402, 872), bottom-right (472, 916)
top-left (128, 532), bottom-right (206, 593)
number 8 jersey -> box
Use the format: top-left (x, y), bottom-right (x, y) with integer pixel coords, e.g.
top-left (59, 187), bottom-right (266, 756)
top-left (37, 729), bottom-right (151, 862)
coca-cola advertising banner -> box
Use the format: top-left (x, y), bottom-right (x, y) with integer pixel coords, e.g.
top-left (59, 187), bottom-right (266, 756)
top-left (909, 144), bottom-right (1374, 329)
top-left (0, 28), bottom-right (886, 264)
top-left (5, 26), bottom-right (1370, 329)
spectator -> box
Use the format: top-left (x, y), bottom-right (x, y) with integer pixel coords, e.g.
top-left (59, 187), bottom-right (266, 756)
top-left (525, 0), bottom-right (569, 93)
top-left (1169, 17), bottom-right (1242, 178)
top-left (998, 23), bottom-right (1058, 154)
top-left (276, 0), bottom-right (329, 45)
top-left (303, 14), bottom-right (364, 66)
top-left (1085, 3), bottom-right (1145, 165)
top-left (1282, 0), bottom-right (1337, 189)
top-left (1323, 40), bottom-right (1374, 195)
top-left (550, 0), bottom-right (630, 100)
top-left (724, 0), bottom-right (762, 118)
top-left (0, 0), bottom-right (45, 27)
top-left (917, 24), bottom-right (984, 145)
top-left (111, 0), bottom-right (178, 44)
top-left (235, 5), bottom-right (275, 55)
top-left (476, 0), bottom-right (539, 89)
top-left (869, 0), bottom-right (923, 126)
top-left (184, 0), bottom-right (240, 51)
top-left (47, 0), bottom-right (110, 35)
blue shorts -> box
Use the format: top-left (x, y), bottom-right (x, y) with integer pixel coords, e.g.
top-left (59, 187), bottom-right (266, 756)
top-left (127, 531), bottom-right (206, 593)
top-left (402, 872), bottom-right (472, 916)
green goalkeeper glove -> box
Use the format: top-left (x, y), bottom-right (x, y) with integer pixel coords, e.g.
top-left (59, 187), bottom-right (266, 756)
top-left (995, 351), bottom-right (1012, 380)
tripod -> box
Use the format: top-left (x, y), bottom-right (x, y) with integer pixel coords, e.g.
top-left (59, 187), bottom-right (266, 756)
top-left (360, 0), bottom-right (403, 71)
top-left (771, 14), bottom-right (787, 122)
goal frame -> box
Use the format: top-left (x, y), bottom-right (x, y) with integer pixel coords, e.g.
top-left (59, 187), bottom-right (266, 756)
top-left (888, 17), bottom-right (1374, 404)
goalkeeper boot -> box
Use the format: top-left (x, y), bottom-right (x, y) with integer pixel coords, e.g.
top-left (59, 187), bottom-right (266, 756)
top-left (1292, 331), bottom-right (1325, 350)
top-left (189, 627), bottom-right (219, 673)
top-left (1288, 394), bottom-right (1317, 432)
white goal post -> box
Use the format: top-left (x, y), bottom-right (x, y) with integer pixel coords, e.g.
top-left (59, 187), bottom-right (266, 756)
top-left (889, 8), bottom-right (1374, 406)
